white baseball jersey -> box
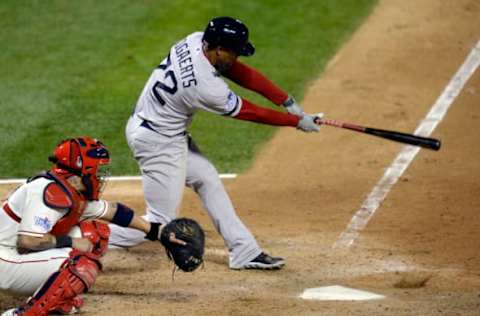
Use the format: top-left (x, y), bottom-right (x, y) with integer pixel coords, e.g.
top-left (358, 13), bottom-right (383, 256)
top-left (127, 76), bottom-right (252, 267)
top-left (0, 177), bottom-right (108, 249)
top-left (0, 177), bottom-right (109, 294)
top-left (133, 32), bottom-right (242, 136)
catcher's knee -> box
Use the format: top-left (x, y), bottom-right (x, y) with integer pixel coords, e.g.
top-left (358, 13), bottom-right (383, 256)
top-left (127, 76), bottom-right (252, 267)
top-left (80, 220), bottom-right (110, 256)
top-left (17, 251), bottom-right (101, 315)
top-left (67, 251), bottom-right (102, 290)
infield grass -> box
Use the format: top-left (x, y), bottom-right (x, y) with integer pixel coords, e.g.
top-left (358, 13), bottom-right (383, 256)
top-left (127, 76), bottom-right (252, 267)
top-left (0, 0), bottom-right (376, 177)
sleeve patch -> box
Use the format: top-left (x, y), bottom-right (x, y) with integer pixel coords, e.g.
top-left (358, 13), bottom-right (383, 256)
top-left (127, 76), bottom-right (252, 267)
top-left (44, 183), bottom-right (72, 209)
top-left (223, 91), bottom-right (241, 117)
top-left (33, 216), bottom-right (52, 231)
top-left (226, 91), bottom-right (239, 112)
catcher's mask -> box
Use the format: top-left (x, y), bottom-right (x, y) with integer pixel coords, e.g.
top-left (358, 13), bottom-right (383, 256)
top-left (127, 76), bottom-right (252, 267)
top-left (48, 137), bottom-right (110, 200)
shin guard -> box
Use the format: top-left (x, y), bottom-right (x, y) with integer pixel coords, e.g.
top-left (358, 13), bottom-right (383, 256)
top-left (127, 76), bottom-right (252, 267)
top-left (17, 251), bottom-right (101, 316)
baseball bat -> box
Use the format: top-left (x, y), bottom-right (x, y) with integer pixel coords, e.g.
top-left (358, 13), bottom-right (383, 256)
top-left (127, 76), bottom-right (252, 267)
top-left (316, 118), bottom-right (441, 151)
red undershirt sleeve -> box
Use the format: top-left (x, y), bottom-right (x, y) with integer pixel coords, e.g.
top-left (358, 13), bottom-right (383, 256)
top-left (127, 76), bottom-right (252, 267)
top-left (232, 98), bottom-right (299, 127)
top-left (224, 60), bottom-right (289, 105)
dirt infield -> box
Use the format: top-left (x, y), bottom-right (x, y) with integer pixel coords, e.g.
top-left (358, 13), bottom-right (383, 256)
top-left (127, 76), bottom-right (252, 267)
top-left (1, 0), bottom-right (480, 315)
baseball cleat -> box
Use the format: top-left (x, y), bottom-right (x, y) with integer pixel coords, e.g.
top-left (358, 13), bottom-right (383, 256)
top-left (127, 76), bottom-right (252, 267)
top-left (1, 309), bottom-right (18, 316)
top-left (242, 252), bottom-right (285, 270)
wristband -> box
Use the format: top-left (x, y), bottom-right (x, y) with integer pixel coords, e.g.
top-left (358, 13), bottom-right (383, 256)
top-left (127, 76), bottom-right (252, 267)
top-left (282, 95), bottom-right (295, 107)
top-left (145, 222), bottom-right (161, 241)
top-left (55, 235), bottom-right (73, 248)
top-left (111, 203), bottom-right (135, 227)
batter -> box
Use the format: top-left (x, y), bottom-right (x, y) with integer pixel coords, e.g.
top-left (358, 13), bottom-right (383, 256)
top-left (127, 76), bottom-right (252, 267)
top-left (109, 16), bottom-right (322, 270)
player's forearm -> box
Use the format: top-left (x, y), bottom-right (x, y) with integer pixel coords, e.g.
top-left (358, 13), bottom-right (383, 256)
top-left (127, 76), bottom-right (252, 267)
top-left (16, 234), bottom-right (78, 253)
top-left (102, 202), bottom-right (152, 234)
top-left (233, 98), bottom-right (300, 127)
top-left (105, 203), bottom-right (164, 240)
top-left (17, 234), bottom-right (56, 253)
top-left (129, 216), bottom-right (151, 234)
top-left (225, 60), bottom-right (288, 105)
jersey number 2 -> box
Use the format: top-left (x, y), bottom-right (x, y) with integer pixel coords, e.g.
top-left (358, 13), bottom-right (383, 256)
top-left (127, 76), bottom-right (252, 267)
top-left (152, 54), bottom-right (178, 105)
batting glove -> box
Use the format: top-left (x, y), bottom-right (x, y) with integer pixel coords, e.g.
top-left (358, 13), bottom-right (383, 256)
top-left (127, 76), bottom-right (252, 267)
top-left (283, 95), bottom-right (304, 117)
top-left (297, 113), bottom-right (324, 133)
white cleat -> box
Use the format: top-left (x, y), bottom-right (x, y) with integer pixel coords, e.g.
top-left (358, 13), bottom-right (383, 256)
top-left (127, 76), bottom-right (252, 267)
top-left (1, 309), bottom-right (18, 316)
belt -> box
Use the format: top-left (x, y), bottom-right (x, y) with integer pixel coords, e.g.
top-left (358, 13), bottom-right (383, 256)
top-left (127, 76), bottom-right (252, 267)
top-left (2, 203), bottom-right (21, 223)
top-left (140, 119), bottom-right (156, 132)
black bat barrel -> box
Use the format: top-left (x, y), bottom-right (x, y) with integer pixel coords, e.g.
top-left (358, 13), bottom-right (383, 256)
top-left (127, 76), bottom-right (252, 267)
top-left (365, 127), bottom-right (441, 151)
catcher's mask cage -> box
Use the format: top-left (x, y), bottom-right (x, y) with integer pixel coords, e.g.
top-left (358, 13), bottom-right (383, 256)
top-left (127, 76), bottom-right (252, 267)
top-left (49, 136), bottom-right (111, 200)
top-left (202, 16), bottom-right (255, 57)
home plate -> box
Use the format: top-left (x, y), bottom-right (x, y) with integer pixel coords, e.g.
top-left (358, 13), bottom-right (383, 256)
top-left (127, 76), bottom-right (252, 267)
top-left (300, 285), bottom-right (385, 301)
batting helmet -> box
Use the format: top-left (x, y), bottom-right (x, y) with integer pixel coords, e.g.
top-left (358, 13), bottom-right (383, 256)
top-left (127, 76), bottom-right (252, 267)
top-left (49, 137), bottom-right (110, 200)
top-left (202, 16), bottom-right (255, 57)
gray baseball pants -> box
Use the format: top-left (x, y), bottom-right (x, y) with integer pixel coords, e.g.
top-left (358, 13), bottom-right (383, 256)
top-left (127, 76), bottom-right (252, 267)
top-left (108, 115), bottom-right (261, 269)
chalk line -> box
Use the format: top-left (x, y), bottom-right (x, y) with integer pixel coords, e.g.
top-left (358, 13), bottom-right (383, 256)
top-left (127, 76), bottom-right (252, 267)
top-left (0, 174), bottom-right (237, 185)
top-left (334, 40), bottom-right (480, 248)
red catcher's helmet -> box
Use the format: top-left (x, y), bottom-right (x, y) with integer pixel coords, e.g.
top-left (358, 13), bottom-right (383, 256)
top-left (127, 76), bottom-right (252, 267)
top-left (49, 137), bottom-right (110, 200)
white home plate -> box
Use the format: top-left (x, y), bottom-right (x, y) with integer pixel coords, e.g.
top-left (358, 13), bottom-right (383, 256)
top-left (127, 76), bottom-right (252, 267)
top-left (300, 285), bottom-right (385, 301)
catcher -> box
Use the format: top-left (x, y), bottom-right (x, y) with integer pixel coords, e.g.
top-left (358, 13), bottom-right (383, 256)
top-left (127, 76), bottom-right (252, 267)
top-left (1, 137), bottom-right (204, 316)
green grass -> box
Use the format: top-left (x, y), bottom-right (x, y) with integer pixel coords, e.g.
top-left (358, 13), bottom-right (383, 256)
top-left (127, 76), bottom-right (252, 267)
top-left (0, 0), bottom-right (376, 177)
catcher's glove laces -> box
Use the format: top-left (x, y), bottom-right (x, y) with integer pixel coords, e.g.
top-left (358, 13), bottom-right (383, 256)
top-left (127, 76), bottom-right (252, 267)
top-left (171, 264), bottom-right (177, 282)
top-left (169, 251), bottom-right (206, 282)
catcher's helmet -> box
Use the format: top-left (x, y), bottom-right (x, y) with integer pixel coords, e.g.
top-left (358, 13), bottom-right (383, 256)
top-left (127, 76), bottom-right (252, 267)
top-left (202, 16), bottom-right (255, 56)
top-left (49, 137), bottom-right (110, 200)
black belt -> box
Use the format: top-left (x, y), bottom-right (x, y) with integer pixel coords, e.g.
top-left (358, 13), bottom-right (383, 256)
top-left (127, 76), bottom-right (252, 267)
top-left (140, 119), bottom-right (156, 132)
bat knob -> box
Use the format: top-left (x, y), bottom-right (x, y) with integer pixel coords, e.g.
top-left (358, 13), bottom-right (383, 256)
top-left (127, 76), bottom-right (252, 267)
top-left (313, 113), bottom-right (324, 125)
top-left (432, 139), bottom-right (441, 151)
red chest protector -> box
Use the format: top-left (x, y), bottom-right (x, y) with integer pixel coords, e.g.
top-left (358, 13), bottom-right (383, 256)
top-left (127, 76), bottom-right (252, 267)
top-left (30, 171), bottom-right (87, 236)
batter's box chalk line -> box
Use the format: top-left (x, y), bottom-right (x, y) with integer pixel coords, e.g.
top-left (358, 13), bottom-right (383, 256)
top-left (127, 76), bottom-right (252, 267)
top-left (333, 40), bottom-right (480, 249)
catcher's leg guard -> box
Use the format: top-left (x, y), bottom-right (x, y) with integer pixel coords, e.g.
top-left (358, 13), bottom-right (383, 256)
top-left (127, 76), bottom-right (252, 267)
top-left (16, 250), bottom-right (101, 316)
top-left (51, 294), bottom-right (84, 315)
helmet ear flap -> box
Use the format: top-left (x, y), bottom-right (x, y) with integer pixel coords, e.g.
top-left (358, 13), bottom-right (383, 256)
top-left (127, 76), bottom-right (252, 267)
top-left (71, 139), bottom-right (84, 170)
top-left (50, 139), bottom-right (83, 175)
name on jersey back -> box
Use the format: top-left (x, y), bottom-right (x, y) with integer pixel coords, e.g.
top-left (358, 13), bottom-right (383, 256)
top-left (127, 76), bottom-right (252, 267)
top-left (175, 39), bottom-right (197, 88)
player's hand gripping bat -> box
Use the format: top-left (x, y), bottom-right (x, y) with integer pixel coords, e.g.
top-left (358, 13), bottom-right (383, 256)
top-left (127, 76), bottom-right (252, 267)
top-left (315, 118), bottom-right (441, 151)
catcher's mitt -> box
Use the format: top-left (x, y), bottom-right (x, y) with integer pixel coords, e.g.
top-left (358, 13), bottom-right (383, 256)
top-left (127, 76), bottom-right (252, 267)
top-left (160, 218), bottom-right (205, 272)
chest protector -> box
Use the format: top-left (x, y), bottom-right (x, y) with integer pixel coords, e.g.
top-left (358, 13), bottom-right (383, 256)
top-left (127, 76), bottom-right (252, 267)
top-left (29, 171), bottom-right (87, 236)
